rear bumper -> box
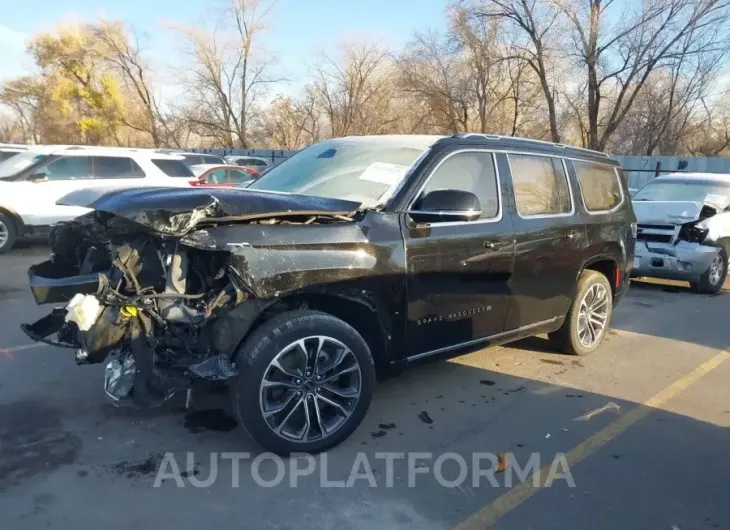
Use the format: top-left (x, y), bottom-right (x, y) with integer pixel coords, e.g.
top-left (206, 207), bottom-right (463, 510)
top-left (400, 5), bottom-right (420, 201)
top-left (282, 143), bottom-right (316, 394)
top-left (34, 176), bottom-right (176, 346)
top-left (632, 241), bottom-right (720, 282)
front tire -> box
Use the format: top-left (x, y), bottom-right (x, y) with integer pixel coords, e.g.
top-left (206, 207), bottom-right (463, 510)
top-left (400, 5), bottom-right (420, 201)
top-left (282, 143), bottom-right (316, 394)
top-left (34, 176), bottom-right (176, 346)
top-left (690, 247), bottom-right (727, 294)
top-left (230, 310), bottom-right (375, 455)
top-left (549, 270), bottom-right (613, 356)
top-left (0, 213), bottom-right (17, 255)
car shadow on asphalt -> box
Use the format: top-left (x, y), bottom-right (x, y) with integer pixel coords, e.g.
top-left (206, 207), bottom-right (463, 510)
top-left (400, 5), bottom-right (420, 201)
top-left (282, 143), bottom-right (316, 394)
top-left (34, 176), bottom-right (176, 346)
top-left (1, 331), bottom-right (729, 530)
top-left (607, 279), bottom-right (730, 351)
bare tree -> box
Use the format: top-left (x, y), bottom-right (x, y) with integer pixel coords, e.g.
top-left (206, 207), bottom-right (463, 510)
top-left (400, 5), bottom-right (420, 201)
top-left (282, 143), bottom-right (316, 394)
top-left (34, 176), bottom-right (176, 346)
top-left (176, 0), bottom-right (281, 147)
top-left (469, 0), bottom-right (564, 142)
top-left (0, 76), bottom-right (46, 144)
top-left (310, 41), bottom-right (398, 137)
top-left (88, 21), bottom-right (176, 147)
top-left (556, 0), bottom-right (730, 150)
top-left (397, 29), bottom-right (469, 133)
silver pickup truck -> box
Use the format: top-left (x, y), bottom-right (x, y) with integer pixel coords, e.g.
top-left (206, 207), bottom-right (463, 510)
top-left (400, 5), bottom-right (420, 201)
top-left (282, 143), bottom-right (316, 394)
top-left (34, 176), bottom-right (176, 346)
top-left (632, 173), bottom-right (730, 293)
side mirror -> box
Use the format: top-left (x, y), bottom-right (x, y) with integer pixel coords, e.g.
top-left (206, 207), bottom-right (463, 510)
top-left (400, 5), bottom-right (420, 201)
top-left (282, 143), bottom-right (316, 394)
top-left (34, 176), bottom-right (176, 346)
top-left (29, 174), bottom-right (48, 183)
top-left (409, 189), bottom-right (482, 223)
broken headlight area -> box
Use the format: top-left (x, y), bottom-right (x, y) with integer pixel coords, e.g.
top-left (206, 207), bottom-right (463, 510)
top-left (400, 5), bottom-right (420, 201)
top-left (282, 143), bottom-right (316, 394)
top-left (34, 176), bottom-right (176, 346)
top-left (678, 222), bottom-right (710, 244)
top-left (22, 212), bottom-right (255, 408)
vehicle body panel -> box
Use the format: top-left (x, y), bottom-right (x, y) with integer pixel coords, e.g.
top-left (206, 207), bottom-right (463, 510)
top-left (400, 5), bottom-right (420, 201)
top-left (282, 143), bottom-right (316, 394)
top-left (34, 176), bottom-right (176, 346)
top-left (57, 186), bottom-right (362, 235)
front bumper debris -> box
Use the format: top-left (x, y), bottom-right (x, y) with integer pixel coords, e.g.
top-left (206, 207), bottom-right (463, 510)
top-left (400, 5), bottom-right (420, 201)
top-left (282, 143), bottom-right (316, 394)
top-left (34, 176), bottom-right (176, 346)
top-left (632, 241), bottom-right (720, 281)
top-left (28, 259), bottom-right (104, 305)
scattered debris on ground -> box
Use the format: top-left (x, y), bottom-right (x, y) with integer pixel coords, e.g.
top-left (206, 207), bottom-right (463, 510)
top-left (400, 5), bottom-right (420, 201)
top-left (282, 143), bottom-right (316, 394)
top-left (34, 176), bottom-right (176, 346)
top-left (494, 452), bottom-right (509, 473)
top-left (576, 402), bottom-right (621, 421)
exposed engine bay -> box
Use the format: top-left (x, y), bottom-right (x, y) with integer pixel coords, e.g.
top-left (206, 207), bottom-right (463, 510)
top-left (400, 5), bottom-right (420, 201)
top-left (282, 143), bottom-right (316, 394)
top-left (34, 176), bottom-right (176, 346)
top-left (21, 192), bottom-right (361, 408)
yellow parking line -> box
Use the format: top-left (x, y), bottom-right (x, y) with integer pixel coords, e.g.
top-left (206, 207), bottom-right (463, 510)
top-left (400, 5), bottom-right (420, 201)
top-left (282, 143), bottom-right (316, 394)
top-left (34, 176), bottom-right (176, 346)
top-left (454, 350), bottom-right (730, 530)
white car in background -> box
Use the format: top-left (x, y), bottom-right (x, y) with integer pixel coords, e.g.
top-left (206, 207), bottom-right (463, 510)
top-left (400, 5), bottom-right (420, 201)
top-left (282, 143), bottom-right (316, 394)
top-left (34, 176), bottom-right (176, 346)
top-left (0, 146), bottom-right (197, 253)
top-left (632, 173), bottom-right (730, 293)
top-left (153, 149), bottom-right (227, 167)
top-left (224, 155), bottom-right (270, 171)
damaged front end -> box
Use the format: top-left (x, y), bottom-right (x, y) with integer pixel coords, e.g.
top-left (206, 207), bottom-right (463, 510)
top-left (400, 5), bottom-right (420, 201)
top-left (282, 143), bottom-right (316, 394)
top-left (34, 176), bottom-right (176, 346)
top-left (632, 198), bottom-right (730, 283)
top-left (22, 187), bottom-right (362, 407)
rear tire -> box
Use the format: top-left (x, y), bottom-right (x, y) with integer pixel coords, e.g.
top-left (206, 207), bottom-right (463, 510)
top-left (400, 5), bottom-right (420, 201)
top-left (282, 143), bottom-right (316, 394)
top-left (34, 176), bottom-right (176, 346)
top-left (549, 270), bottom-right (613, 356)
top-left (230, 310), bottom-right (375, 455)
top-left (690, 247), bottom-right (727, 294)
top-left (0, 213), bottom-right (17, 255)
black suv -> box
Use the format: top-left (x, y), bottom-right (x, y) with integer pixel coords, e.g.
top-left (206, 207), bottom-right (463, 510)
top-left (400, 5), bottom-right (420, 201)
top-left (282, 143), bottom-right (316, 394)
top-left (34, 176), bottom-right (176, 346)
top-left (22, 134), bottom-right (636, 454)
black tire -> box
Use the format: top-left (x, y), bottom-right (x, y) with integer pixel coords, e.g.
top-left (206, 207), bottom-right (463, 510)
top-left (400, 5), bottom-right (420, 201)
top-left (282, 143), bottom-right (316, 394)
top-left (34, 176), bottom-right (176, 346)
top-left (549, 270), bottom-right (613, 356)
top-left (230, 310), bottom-right (375, 455)
top-left (0, 212), bottom-right (17, 255)
top-left (690, 247), bottom-right (728, 294)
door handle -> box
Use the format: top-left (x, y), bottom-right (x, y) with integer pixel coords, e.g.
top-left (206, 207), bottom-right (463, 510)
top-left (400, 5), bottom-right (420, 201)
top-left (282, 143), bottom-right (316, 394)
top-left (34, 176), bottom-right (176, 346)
top-left (483, 241), bottom-right (496, 249)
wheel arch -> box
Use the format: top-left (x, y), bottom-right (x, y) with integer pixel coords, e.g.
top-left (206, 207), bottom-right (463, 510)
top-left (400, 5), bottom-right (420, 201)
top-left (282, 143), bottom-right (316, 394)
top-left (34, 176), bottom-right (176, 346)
top-left (0, 205), bottom-right (25, 234)
top-left (238, 290), bottom-right (395, 375)
top-left (579, 256), bottom-right (620, 296)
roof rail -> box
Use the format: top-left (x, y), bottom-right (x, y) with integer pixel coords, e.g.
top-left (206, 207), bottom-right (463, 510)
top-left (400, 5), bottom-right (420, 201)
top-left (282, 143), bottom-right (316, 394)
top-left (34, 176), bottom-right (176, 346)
top-left (453, 133), bottom-right (609, 158)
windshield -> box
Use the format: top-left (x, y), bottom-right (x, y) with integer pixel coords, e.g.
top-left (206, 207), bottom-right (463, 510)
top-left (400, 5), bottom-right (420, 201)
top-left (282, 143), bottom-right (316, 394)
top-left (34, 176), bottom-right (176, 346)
top-left (245, 139), bottom-right (431, 207)
top-left (633, 179), bottom-right (730, 203)
top-left (0, 152), bottom-right (48, 178)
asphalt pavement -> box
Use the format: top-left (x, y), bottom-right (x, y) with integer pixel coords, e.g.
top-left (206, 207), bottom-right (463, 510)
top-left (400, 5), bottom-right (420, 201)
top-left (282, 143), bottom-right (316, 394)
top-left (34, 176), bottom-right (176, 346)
top-left (0, 243), bottom-right (728, 530)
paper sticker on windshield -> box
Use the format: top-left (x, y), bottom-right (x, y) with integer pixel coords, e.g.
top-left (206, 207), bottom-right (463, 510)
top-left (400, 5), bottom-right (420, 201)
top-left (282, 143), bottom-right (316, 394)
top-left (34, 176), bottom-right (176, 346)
top-left (359, 162), bottom-right (408, 185)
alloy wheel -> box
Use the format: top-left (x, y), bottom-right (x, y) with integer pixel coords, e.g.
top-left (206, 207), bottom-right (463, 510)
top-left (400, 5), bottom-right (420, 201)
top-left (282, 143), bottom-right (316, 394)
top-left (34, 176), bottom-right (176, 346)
top-left (708, 254), bottom-right (724, 286)
top-left (259, 336), bottom-right (362, 443)
top-left (0, 220), bottom-right (8, 249)
top-left (577, 283), bottom-right (610, 348)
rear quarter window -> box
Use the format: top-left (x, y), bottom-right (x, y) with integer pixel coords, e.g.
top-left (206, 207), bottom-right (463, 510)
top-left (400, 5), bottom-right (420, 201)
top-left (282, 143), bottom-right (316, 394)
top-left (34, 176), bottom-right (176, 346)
top-left (574, 161), bottom-right (623, 212)
top-left (152, 159), bottom-right (195, 178)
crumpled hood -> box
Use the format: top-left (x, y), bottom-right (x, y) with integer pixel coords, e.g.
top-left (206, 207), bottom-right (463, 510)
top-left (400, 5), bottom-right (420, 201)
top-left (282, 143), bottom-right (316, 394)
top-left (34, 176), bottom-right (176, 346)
top-left (631, 200), bottom-right (713, 225)
top-left (57, 187), bottom-right (362, 236)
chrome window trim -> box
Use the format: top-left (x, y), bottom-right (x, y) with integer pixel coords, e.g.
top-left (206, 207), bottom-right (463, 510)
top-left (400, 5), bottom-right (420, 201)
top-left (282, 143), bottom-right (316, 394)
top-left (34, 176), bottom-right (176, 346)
top-left (407, 210), bottom-right (482, 217)
top-left (507, 153), bottom-right (575, 219)
top-left (406, 149), bottom-right (503, 225)
top-left (406, 317), bottom-right (559, 362)
top-left (573, 161), bottom-right (626, 215)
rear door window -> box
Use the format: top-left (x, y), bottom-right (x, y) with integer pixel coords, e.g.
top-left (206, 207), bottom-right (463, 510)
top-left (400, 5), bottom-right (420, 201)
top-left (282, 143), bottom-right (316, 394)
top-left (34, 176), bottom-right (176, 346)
top-left (203, 156), bottom-right (225, 164)
top-left (509, 154), bottom-right (572, 216)
top-left (574, 161), bottom-right (623, 212)
top-left (152, 159), bottom-right (195, 178)
top-left (93, 156), bottom-right (146, 179)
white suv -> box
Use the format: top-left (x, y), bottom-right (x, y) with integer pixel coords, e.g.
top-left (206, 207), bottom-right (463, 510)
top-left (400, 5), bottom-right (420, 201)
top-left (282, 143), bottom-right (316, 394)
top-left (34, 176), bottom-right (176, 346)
top-left (0, 146), bottom-right (197, 253)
